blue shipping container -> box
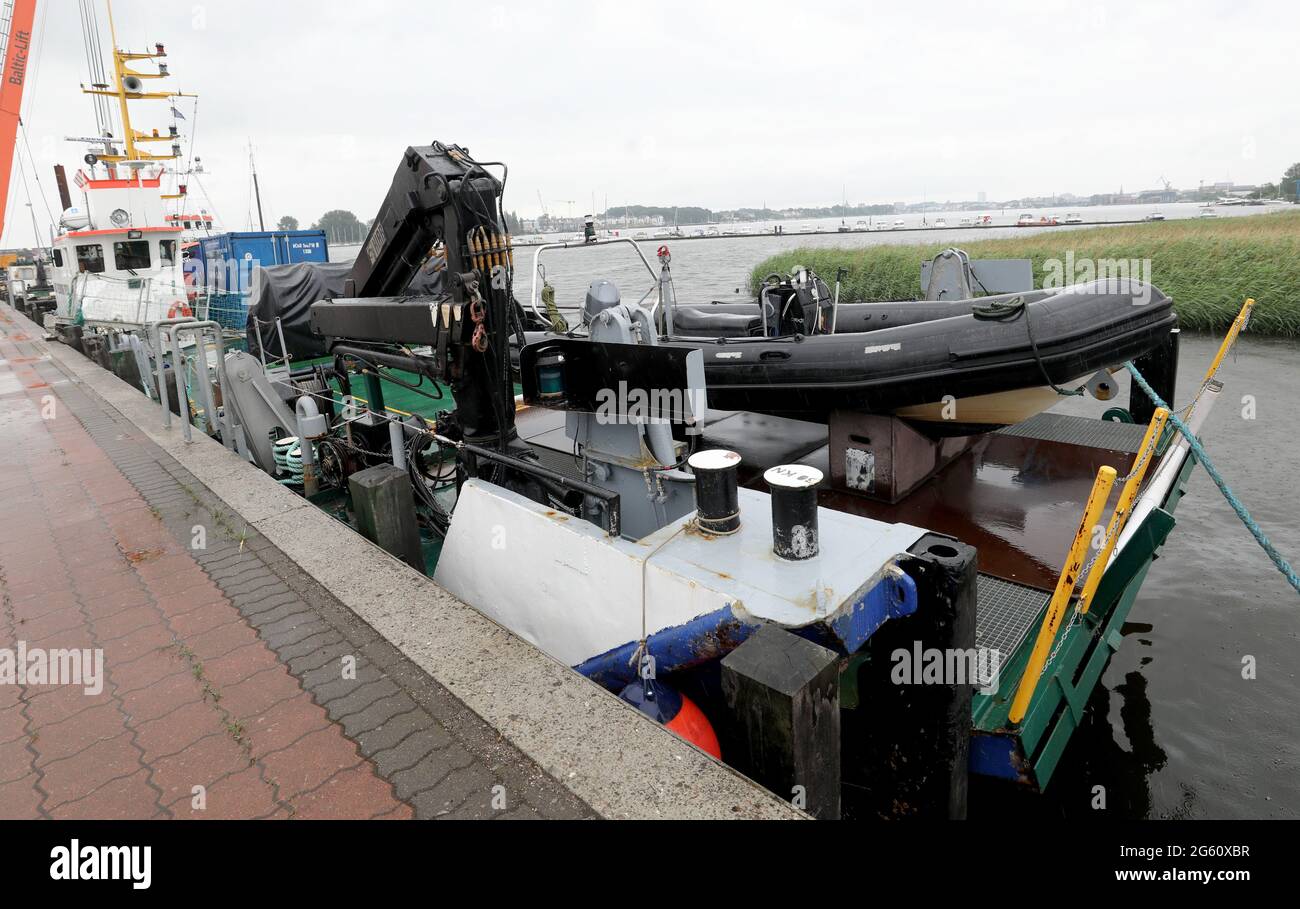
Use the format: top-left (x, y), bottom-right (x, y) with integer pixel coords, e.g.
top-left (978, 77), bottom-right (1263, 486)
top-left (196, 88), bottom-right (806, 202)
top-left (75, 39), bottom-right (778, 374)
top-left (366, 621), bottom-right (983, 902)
top-left (193, 230), bottom-right (329, 294)
top-left (186, 230), bottom-right (329, 330)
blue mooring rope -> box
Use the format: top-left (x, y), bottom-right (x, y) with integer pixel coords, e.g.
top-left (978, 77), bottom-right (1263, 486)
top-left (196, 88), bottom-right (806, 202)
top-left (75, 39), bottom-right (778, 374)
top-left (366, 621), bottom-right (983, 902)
top-left (1125, 361), bottom-right (1300, 598)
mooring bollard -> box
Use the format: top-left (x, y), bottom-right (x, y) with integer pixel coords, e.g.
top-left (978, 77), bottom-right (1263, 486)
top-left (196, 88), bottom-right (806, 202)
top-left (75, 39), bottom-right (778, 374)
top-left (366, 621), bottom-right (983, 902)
top-left (764, 464), bottom-right (823, 559)
top-left (840, 533), bottom-right (978, 820)
top-left (348, 464), bottom-right (425, 575)
top-left (688, 449), bottom-right (741, 535)
top-left (721, 625), bottom-right (841, 819)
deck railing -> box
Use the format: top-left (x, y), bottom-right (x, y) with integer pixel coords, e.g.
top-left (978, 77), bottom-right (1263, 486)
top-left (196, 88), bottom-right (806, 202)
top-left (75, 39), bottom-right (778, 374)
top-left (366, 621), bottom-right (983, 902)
top-left (70, 272), bottom-right (190, 328)
top-left (1078, 407), bottom-right (1171, 614)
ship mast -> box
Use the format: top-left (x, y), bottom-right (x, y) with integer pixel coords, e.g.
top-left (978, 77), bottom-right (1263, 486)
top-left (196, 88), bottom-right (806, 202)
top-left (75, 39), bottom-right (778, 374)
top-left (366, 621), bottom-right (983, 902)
top-left (80, 0), bottom-right (194, 199)
top-left (249, 141), bottom-right (265, 231)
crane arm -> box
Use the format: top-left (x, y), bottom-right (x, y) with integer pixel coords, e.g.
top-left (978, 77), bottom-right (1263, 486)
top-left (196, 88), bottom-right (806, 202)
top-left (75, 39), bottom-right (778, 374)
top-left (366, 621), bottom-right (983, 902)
top-left (0, 0), bottom-right (39, 243)
top-left (313, 141), bottom-right (520, 449)
top-left (344, 142), bottom-right (505, 298)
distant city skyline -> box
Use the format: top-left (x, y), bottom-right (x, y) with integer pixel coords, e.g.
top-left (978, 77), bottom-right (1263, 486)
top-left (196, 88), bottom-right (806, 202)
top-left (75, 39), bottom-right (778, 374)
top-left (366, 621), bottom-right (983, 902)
top-left (509, 175), bottom-right (1286, 225)
top-left (527, 178), bottom-right (1287, 229)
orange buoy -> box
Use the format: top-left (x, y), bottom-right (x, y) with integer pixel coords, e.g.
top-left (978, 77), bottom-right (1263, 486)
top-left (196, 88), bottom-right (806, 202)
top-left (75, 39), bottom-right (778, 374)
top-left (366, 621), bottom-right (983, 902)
top-left (619, 680), bottom-right (721, 759)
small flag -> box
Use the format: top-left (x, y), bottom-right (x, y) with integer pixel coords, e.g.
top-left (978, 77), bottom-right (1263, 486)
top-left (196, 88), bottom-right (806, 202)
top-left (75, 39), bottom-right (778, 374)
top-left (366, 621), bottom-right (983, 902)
top-left (170, 106), bottom-right (186, 120)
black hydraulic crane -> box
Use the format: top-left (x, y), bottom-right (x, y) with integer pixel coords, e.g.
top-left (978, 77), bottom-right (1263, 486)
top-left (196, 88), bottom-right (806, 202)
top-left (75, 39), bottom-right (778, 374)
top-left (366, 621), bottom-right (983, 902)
top-left (310, 141), bottom-right (526, 451)
top-left (307, 142), bottom-right (623, 529)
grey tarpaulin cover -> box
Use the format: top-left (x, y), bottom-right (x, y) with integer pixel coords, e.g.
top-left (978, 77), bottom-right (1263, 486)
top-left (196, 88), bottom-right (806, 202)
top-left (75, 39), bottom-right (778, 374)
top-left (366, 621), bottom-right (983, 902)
top-left (245, 260), bottom-right (446, 361)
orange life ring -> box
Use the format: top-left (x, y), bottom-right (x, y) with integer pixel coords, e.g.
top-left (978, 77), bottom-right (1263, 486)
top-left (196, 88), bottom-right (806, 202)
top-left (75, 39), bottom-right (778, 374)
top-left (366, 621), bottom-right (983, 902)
top-left (167, 301), bottom-right (193, 319)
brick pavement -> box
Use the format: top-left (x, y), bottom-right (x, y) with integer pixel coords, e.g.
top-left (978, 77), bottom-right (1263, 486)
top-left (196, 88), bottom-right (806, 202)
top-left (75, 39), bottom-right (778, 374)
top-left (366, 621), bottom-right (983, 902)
top-left (0, 307), bottom-right (592, 819)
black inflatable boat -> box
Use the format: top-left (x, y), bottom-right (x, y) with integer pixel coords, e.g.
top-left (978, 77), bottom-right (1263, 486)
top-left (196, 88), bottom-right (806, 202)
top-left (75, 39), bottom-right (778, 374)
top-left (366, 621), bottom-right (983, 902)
top-left (670, 278), bottom-right (1174, 428)
top-left (522, 275), bottom-right (1177, 434)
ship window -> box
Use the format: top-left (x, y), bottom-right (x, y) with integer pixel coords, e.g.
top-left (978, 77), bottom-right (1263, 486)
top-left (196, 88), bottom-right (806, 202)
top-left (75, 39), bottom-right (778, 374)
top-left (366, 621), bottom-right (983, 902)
top-left (52, 249), bottom-right (63, 268)
top-left (113, 240), bottom-right (151, 270)
top-left (159, 239), bottom-right (177, 265)
top-left (75, 244), bottom-right (105, 274)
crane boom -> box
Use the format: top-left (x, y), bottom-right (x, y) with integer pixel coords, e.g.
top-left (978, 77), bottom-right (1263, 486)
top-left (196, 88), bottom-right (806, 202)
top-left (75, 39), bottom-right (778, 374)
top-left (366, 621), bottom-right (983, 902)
top-left (0, 0), bottom-right (37, 243)
top-left (311, 141), bottom-right (523, 449)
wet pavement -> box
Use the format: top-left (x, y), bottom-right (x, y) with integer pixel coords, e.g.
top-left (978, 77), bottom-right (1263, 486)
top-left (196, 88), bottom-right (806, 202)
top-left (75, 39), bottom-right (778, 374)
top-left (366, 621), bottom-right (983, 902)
top-left (0, 308), bottom-right (592, 819)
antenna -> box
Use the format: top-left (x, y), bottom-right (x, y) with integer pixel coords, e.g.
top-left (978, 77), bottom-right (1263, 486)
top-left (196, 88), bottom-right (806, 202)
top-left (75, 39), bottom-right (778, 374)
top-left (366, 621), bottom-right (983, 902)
top-left (249, 140), bottom-right (265, 231)
top-left (81, 0), bottom-right (196, 173)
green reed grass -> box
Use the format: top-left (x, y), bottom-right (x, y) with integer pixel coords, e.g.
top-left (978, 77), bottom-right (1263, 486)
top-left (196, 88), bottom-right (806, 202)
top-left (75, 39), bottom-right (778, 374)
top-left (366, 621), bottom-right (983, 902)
top-left (748, 210), bottom-right (1300, 336)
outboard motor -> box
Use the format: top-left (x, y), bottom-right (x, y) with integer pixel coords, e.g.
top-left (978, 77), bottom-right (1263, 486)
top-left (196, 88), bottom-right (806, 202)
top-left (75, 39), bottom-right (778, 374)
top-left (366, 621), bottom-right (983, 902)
top-left (924, 248), bottom-right (976, 300)
top-left (583, 278), bottom-right (621, 325)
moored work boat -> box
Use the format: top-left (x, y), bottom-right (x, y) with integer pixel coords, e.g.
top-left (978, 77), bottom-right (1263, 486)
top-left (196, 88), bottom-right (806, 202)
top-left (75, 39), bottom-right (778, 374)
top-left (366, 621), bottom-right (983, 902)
top-left (34, 137), bottom-right (1275, 819)
top-left (40, 28), bottom-right (199, 340)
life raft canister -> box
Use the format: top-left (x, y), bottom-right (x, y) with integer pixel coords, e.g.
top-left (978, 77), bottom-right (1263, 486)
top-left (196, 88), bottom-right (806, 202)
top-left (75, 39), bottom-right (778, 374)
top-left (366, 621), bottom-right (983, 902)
top-left (167, 301), bottom-right (193, 319)
top-left (618, 679), bottom-right (721, 759)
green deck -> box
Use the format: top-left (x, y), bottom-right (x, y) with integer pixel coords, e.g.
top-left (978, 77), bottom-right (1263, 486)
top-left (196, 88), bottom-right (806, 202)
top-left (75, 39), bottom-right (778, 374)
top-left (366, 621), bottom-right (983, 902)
top-left (293, 358), bottom-right (459, 422)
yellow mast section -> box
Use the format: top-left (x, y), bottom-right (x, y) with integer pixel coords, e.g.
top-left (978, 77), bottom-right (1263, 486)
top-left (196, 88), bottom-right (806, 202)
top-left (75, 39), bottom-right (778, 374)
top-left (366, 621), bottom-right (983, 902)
top-left (79, 0), bottom-right (195, 174)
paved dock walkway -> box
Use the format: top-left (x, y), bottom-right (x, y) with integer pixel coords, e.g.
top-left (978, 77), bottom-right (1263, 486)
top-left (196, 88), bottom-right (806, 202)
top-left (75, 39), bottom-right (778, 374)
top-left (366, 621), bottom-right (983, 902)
top-left (0, 307), bottom-right (591, 819)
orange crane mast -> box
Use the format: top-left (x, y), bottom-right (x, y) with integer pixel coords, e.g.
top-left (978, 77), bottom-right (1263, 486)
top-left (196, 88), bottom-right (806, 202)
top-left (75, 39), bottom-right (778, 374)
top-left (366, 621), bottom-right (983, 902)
top-left (0, 0), bottom-right (38, 243)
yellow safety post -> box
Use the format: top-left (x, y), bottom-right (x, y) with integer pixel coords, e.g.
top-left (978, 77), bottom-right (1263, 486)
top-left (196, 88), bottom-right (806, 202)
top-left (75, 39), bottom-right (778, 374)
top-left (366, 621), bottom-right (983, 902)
top-left (1202, 298), bottom-right (1255, 386)
top-left (1078, 408), bottom-right (1171, 614)
top-left (1008, 465), bottom-right (1118, 725)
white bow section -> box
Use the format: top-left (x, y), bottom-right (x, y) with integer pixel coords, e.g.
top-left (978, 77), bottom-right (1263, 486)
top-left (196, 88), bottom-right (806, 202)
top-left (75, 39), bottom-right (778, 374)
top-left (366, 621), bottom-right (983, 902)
top-left (434, 480), bottom-right (926, 667)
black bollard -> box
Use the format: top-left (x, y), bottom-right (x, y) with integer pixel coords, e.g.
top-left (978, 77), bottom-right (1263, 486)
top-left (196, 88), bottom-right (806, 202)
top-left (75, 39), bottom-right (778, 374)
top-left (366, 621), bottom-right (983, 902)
top-left (840, 533), bottom-right (977, 819)
top-left (688, 449), bottom-right (741, 535)
top-left (764, 464), bottom-right (822, 560)
top-left (348, 464), bottom-right (425, 575)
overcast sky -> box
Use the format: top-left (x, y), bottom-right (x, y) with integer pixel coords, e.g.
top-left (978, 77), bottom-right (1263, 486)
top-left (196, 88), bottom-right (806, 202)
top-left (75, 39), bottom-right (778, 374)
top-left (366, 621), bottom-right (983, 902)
top-left (4, 0), bottom-right (1297, 244)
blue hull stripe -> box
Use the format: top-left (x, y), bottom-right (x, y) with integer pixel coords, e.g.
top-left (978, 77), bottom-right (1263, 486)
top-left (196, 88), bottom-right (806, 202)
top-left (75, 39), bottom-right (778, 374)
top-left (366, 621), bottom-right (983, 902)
top-left (575, 569), bottom-right (918, 689)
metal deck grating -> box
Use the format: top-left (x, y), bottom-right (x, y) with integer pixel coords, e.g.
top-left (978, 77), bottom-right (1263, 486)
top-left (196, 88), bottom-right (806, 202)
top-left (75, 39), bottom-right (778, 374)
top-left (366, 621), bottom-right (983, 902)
top-left (527, 435), bottom-right (588, 481)
top-left (976, 574), bottom-right (1051, 662)
top-left (996, 412), bottom-right (1148, 453)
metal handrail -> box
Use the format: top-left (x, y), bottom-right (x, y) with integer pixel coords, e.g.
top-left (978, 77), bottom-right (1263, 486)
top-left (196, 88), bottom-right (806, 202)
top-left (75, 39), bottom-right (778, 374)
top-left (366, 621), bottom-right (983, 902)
top-left (169, 320), bottom-right (233, 449)
top-left (149, 317), bottom-right (199, 430)
top-left (1112, 303), bottom-right (1251, 569)
top-left (1200, 298), bottom-right (1255, 388)
top-left (1008, 405), bottom-right (1176, 723)
top-left (528, 237), bottom-right (658, 323)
